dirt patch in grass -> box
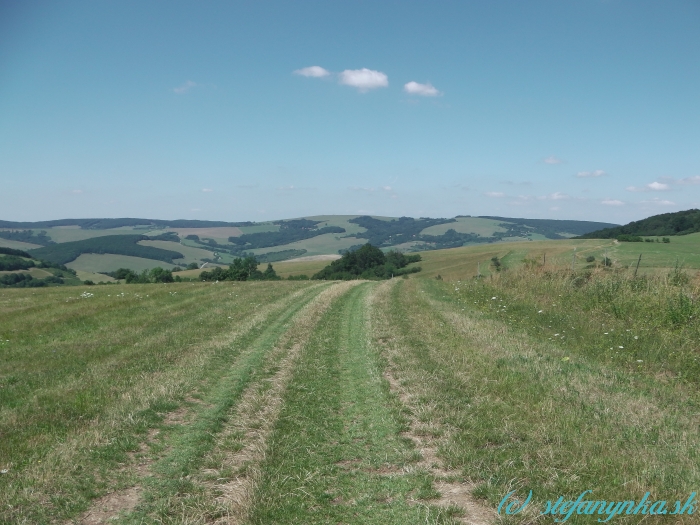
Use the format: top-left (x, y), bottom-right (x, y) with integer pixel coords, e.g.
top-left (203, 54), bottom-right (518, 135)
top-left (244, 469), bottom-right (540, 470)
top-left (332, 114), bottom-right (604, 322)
top-left (77, 486), bottom-right (141, 525)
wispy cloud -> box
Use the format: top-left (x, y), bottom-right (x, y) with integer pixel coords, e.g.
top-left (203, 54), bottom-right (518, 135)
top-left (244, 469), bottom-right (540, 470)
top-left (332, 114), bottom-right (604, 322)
top-left (548, 192), bottom-right (570, 200)
top-left (602, 199), bottom-right (625, 206)
top-left (349, 185), bottom-right (394, 193)
top-left (543, 156), bottom-right (563, 165)
top-left (659, 175), bottom-right (700, 186)
top-left (485, 191), bottom-right (505, 198)
top-left (641, 198), bottom-right (675, 205)
top-left (403, 81), bottom-right (440, 96)
top-left (576, 170), bottom-right (607, 178)
top-left (626, 182), bottom-right (670, 192)
top-left (339, 68), bottom-right (388, 92)
top-left (173, 80), bottom-right (197, 94)
top-left (293, 66), bottom-right (330, 78)
top-left (501, 180), bottom-right (532, 186)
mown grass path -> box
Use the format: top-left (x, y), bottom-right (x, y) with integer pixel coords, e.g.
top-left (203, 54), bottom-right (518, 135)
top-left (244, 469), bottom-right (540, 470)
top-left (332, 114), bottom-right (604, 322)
top-left (3, 275), bottom-right (698, 525)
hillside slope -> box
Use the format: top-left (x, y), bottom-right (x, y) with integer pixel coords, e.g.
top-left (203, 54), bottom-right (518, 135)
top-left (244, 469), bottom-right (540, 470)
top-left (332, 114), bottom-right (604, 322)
top-left (578, 209), bottom-right (700, 238)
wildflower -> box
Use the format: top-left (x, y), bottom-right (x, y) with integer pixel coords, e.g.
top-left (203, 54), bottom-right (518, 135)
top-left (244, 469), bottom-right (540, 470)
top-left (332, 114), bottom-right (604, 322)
top-left (492, 297), bottom-right (497, 300)
top-left (637, 360), bottom-right (643, 363)
top-left (538, 310), bottom-right (543, 313)
top-left (562, 357), bottom-right (570, 361)
top-left (0, 469), bottom-right (7, 474)
top-left (634, 336), bottom-right (638, 340)
top-left (554, 334), bottom-right (560, 337)
top-left (619, 346), bottom-right (624, 349)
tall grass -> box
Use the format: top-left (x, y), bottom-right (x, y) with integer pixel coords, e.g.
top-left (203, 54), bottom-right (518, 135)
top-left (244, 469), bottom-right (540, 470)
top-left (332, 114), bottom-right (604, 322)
top-left (455, 264), bottom-right (700, 383)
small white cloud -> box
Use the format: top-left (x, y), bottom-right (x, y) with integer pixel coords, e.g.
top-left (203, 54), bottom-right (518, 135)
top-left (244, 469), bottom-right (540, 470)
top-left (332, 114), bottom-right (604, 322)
top-left (641, 198), bottom-right (675, 205)
top-left (293, 66), bottom-right (330, 78)
top-left (173, 80), bottom-right (197, 94)
top-left (647, 182), bottom-right (669, 191)
top-left (71, 189), bottom-right (83, 194)
top-left (549, 192), bottom-right (570, 200)
top-left (277, 185), bottom-right (296, 191)
top-left (382, 186), bottom-right (392, 191)
top-left (202, 188), bottom-right (213, 192)
top-left (576, 170), bottom-right (607, 178)
top-left (485, 191), bottom-right (505, 198)
top-left (339, 68), bottom-right (388, 92)
top-left (544, 156), bottom-right (563, 165)
top-left (627, 182), bottom-right (670, 192)
top-left (602, 199), bottom-right (624, 206)
top-left (404, 81), bottom-right (440, 96)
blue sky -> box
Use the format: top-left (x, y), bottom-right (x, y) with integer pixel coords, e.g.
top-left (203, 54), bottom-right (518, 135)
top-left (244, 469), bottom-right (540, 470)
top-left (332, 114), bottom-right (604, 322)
top-left (1, 1), bottom-right (699, 224)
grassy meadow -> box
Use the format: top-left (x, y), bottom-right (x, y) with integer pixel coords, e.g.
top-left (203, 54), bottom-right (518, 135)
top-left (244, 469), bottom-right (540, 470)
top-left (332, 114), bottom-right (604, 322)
top-left (1, 237), bottom-right (699, 524)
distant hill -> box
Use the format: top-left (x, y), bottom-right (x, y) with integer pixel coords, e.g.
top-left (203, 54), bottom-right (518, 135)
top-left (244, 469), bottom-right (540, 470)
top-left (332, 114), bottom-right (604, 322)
top-left (578, 209), bottom-right (700, 239)
top-left (0, 214), bottom-right (621, 275)
top-left (477, 216), bottom-right (618, 238)
top-left (0, 218), bottom-right (253, 230)
top-left (28, 235), bottom-right (184, 265)
top-left (0, 247), bottom-right (80, 288)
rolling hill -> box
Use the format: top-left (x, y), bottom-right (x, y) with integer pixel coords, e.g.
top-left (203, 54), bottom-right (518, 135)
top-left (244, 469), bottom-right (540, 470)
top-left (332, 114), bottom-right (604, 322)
top-left (0, 214), bottom-right (618, 275)
top-left (578, 209), bottom-right (700, 239)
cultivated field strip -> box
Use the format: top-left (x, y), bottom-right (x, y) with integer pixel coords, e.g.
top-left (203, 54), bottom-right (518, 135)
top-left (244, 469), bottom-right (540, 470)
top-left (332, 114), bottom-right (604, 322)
top-left (0, 282), bottom-right (328, 524)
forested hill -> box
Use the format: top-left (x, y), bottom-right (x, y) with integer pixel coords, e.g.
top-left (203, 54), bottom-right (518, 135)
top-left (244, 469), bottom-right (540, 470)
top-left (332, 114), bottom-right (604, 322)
top-left (477, 216), bottom-right (618, 238)
top-left (577, 209), bottom-right (700, 239)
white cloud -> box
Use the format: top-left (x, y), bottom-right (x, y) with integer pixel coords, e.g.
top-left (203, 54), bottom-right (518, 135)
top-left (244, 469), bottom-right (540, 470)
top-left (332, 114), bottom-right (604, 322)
top-left (576, 170), bottom-right (607, 178)
top-left (647, 182), bottom-right (669, 191)
top-left (293, 66), bottom-right (330, 78)
top-left (202, 188), bottom-right (213, 192)
top-left (485, 191), bottom-right (505, 198)
top-left (641, 198), bottom-right (675, 205)
top-left (544, 156), bottom-right (563, 165)
top-left (339, 68), bottom-right (388, 92)
top-left (173, 80), bottom-right (197, 94)
top-left (626, 182), bottom-right (670, 192)
top-left (549, 192), bottom-right (570, 200)
top-left (602, 199), bottom-right (625, 206)
top-left (403, 81), bottom-right (440, 96)
top-left (382, 186), bottom-right (392, 191)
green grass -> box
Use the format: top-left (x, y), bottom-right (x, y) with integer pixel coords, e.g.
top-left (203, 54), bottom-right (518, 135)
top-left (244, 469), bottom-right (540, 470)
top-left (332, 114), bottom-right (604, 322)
top-left (420, 217), bottom-right (507, 237)
top-left (44, 226), bottom-right (155, 243)
top-left (66, 253), bottom-right (177, 273)
top-left (251, 232), bottom-right (363, 257)
top-left (3, 239), bottom-right (700, 524)
top-left (0, 238), bottom-right (42, 250)
top-left (138, 239), bottom-right (215, 265)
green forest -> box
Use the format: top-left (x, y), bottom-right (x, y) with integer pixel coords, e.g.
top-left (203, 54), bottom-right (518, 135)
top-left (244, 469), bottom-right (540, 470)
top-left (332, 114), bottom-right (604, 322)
top-left (0, 230), bottom-right (55, 246)
top-left (312, 244), bottom-right (421, 280)
top-left (578, 209), bottom-right (700, 239)
top-left (227, 219), bottom-right (345, 250)
top-left (28, 235), bottom-right (184, 265)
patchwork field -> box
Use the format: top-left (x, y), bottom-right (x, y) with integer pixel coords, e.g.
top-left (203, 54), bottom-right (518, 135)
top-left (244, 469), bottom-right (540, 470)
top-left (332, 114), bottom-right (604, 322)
top-left (2, 241), bottom-right (699, 524)
top-left (66, 253), bottom-right (177, 274)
